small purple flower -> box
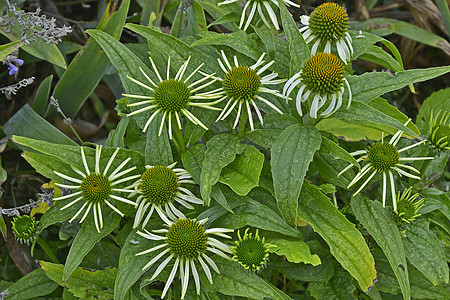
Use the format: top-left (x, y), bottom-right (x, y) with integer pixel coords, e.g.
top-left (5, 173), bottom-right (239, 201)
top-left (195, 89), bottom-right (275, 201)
top-left (7, 59), bottom-right (24, 75)
top-left (13, 58), bottom-right (24, 66)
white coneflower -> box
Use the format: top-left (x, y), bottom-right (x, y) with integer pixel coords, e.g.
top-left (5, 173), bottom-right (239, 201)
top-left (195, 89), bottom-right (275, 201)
top-left (131, 163), bottom-right (203, 229)
top-left (136, 218), bottom-right (233, 299)
top-left (338, 120), bottom-right (434, 211)
top-left (299, 2), bottom-right (353, 63)
top-left (53, 145), bottom-right (139, 232)
top-left (282, 52), bottom-right (351, 118)
top-left (214, 50), bottom-right (285, 131)
top-left (124, 56), bottom-right (223, 139)
top-left (218, 0), bottom-right (300, 31)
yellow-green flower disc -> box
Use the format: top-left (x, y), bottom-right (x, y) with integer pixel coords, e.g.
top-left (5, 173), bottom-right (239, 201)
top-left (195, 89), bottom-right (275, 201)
top-left (430, 124), bottom-right (450, 151)
top-left (232, 229), bottom-right (270, 271)
top-left (166, 218), bottom-right (208, 259)
top-left (309, 2), bottom-right (349, 42)
top-left (12, 215), bottom-right (38, 245)
top-left (395, 190), bottom-right (423, 223)
top-left (139, 166), bottom-right (180, 206)
top-left (80, 173), bottom-right (112, 204)
top-left (223, 66), bottom-right (261, 101)
top-left (301, 53), bottom-right (344, 96)
top-left (366, 142), bottom-right (400, 172)
top-left (154, 79), bottom-right (191, 112)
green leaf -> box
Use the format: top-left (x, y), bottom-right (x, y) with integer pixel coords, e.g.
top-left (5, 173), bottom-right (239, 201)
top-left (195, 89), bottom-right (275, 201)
top-left (271, 258), bottom-right (334, 283)
top-left (351, 195), bottom-right (409, 299)
top-left (348, 66), bottom-right (450, 104)
top-left (313, 153), bottom-right (355, 188)
top-left (308, 267), bottom-right (357, 300)
top-left (3, 269), bottom-right (58, 300)
top-left (203, 256), bottom-right (291, 300)
top-left (319, 135), bottom-right (359, 168)
top-left (145, 114), bottom-right (173, 166)
top-left (359, 45), bottom-right (402, 72)
top-left (63, 209), bottom-right (121, 280)
top-left (171, 0), bottom-right (206, 37)
top-left (246, 113), bottom-right (297, 148)
top-left (4, 104), bottom-right (77, 146)
top-left (0, 40), bottom-right (22, 61)
top-left (271, 125), bottom-right (322, 226)
top-left (219, 146), bottom-right (264, 196)
top-left (200, 134), bottom-right (246, 205)
top-left (212, 195), bottom-right (301, 239)
top-left (253, 27), bottom-right (276, 60)
top-left (277, 0), bottom-right (309, 75)
top-left (416, 88), bottom-right (450, 133)
top-left (52, 0), bottom-right (130, 118)
top-left (266, 235), bottom-right (321, 266)
top-left (299, 182), bottom-right (377, 292)
top-left (402, 220), bottom-right (449, 285)
top-left (105, 117), bottom-right (130, 148)
top-left (0, 214), bottom-right (6, 239)
top-left (351, 30), bottom-right (384, 59)
top-left (40, 261), bottom-right (116, 299)
top-left (32, 75), bottom-right (53, 116)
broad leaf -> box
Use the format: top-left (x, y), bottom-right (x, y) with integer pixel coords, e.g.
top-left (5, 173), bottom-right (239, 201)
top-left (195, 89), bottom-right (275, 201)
top-left (145, 114), bottom-right (173, 166)
top-left (1, 269), bottom-right (57, 300)
top-left (266, 234), bottom-right (321, 266)
top-left (319, 136), bottom-right (359, 168)
top-left (308, 267), bottom-right (357, 300)
top-left (246, 113), bottom-right (297, 148)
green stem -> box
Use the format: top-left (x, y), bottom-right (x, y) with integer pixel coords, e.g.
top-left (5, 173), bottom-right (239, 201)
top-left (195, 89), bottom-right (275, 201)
top-left (172, 118), bottom-right (186, 154)
top-left (237, 103), bottom-right (248, 139)
top-left (36, 236), bottom-right (60, 264)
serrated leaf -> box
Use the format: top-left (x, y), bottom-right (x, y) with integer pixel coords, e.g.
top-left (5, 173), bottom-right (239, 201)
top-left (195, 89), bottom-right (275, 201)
top-left (40, 261), bottom-right (116, 299)
top-left (219, 146), bottom-right (264, 196)
top-left (200, 134), bottom-right (246, 205)
top-left (271, 124), bottom-right (321, 226)
top-left (266, 236), bottom-right (321, 266)
top-left (299, 182), bottom-right (377, 292)
top-left (278, 0), bottom-right (309, 76)
top-left (3, 269), bottom-right (58, 300)
top-left (351, 195), bottom-right (409, 299)
top-left (402, 220), bottom-right (449, 285)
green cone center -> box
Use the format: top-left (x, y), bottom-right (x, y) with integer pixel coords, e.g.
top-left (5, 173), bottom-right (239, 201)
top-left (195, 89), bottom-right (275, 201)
top-left (223, 66), bottom-right (261, 101)
top-left (166, 218), bottom-right (208, 259)
top-left (367, 142), bottom-right (399, 172)
top-left (301, 53), bottom-right (344, 96)
top-left (139, 166), bottom-right (179, 205)
top-left (234, 238), bottom-right (267, 269)
top-left (309, 3), bottom-right (349, 42)
top-left (12, 215), bottom-right (37, 238)
top-left (154, 79), bottom-right (191, 112)
top-left (80, 173), bottom-right (112, 204)
top-left (431, 124), bottom-right (450, 149)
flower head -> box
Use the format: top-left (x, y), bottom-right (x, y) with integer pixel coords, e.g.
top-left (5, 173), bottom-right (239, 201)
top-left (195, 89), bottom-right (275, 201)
top-left (299, 3), bottom-right (353, 63)
top-left (338, 120), bottom-right (433, 211)
top-left (394, 187), bottom-right (424, 224)
top-left (136, 217), bottom-right (233, 299)
top-left (12, 215), bottom-right (38, 245)
top-left (215, 51), bottom-right (285, 131)
top-left (53, 145), bottom-right (139, 232)
top-left (231, 228), bottom-right (273, 271)
top-left (218, 0), bottom-right (300, 31)
top-left (428, 110), bottom-right (450, 151)
top-left (283, 52), bottom-right (352, 118)
top-left (124, 56), bottom-right (223, 139)
top-left (131, 163), bottom-right (203, 228)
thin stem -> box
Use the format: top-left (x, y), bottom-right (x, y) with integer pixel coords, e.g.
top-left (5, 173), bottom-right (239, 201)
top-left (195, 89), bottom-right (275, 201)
top-left (237, 102), bottom-right (248, 139)
top-left (36, 236), bottom-right (60, 264)
top-left (172, 117), bottom-right (186, 153)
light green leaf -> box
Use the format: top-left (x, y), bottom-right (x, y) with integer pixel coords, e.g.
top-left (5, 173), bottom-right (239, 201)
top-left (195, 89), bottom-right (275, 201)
top-left (105, 117), bottom-right (130, 148)
top-left (63, 209), bottom-right (121, 280)
top-left (348, 66), bottom-right (450, 104)
top-left (32, 75), bottom-right (53, 116)
top-left (0, 40), bottom-right (22, 61)
top-left (351, 195), bottom-right (409, 299)
top-left (246, 113), bottom-right (297, 148)
top-left (308, 267), bottom-right (357, 300)
top-left (52, 0), bottom-right (130, 118)
top-left (2, 269), bottom-right (57, 300)
top-left (204, 257), bottom-right (291, 300)
top-left (4, 104), bottom-right (77, 146)
top-left (319, 135), bottom-right (359, 168)
top-left (219, 146), bottom-right (264, 196)
top-left (278, 0), bottom-right (309, 75)
top-left (40, 261), bottom-right (116, 299)
top-left (271, 125), bottom-right (321, 226)
top-left (416, 88), bottom-right (450, 133)
top-left (266, 235), bottom-right (321, 266)
top-left (200, 134), bottom-right (246, 205)
top-left (299, 182), bottom-right (377, 292)
top-left (402, 220), bottom-right (449, 285)
top-left (359, 45), bottom-right (402, 72)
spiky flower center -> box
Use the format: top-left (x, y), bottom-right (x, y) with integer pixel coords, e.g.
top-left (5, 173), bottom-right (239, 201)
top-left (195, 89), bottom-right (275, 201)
top-left (139, 166), bottom-right (179, 205)
top-left (309, 3), bottom-right (349, 42)
top-left (223, 66), bottom-right (261, 101)
top-left (80, 173), bottom-right (112, 204)
top-left (154, 79), bottom-right (191, 112)
top-left (367, 142), bottom-right (399, 172)
top-left (430, 124), bottom-right (450, 149)
top-left (301, 53), bottom-right (344, 96)
top-left (233, 235), bottom-right (268, 270)
top-left (12, 215), bottom-right (37, 244)
top-left (166, 218), bottom-right (208, 259)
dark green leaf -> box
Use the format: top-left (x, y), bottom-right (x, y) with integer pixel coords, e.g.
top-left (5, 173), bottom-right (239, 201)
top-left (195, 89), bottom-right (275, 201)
top-left (32, 75), bottom-right (53, 116)
top-left (271, 258), bottom-right (334, 283)
top-left (308, 267), bottom-right (357, 300)
top-left (3, 269), bottom-right (58, 300)
top-left (319, 135), bottom-right (359, 168)
top-left (246, 113), bottom-right (297, 148)
top-left (145, 114), bottom-right (173, 166)
top-left (416, 88), bottom-right (450, 133)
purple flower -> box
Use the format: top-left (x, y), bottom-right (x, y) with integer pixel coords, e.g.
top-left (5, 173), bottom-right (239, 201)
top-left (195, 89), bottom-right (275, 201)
top-left (13, 58), bottom-right (24, 66)
top-left (8, 63), bottom-right (18, 75)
